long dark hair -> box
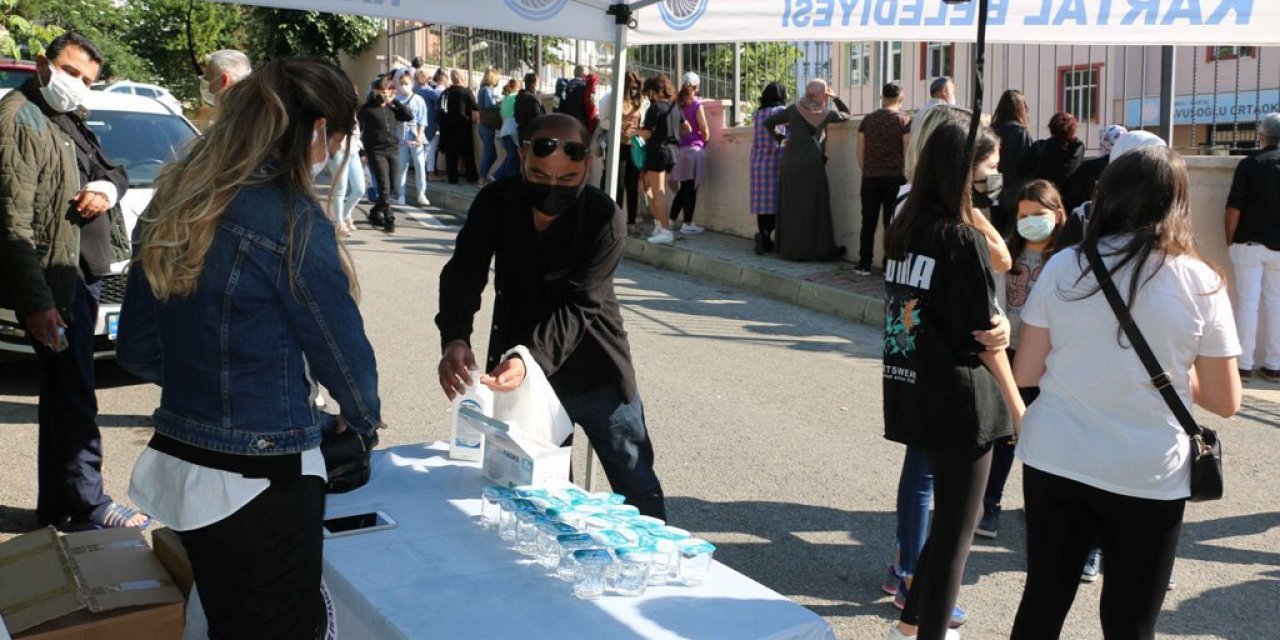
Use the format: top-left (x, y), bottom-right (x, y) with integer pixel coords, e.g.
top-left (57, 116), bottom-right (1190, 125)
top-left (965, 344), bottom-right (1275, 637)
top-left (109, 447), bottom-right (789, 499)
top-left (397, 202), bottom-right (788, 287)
top-left (885, 119), bottom-right (999, 260)
top-left (758, 82), bottom-right (788, 110)
top-left (992, 90), bottom-right (1029, 128)
top-left (1006, 180), bottom-right (1067, 263)
top-left (1072, 145), bottom-right (1212, 313)
top-left (623, 70), bottom-right (643, 111)
top-left (643, 74), bottom-right (675, 102)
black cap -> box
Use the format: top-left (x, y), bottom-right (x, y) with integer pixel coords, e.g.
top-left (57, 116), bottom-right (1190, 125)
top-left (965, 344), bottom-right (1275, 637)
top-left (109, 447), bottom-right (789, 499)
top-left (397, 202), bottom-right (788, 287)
top-left (882, 83), bottom-right (902, 99)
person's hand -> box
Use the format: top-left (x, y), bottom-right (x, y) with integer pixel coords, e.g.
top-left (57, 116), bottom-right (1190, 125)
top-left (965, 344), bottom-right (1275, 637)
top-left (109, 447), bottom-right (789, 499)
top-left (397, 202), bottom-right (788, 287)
top-left (680, 120), bottom-right (693, 135)
top-left (24, 308), bottom-right (67, 350)
top-left (438, 340), bottom-right (477, 400)
top-left (973, 315), bottom-right (1010, 351)
top-left (73, 190), bottom-right (111, 219)
top-left (481, 356), bottom-right (526, 393)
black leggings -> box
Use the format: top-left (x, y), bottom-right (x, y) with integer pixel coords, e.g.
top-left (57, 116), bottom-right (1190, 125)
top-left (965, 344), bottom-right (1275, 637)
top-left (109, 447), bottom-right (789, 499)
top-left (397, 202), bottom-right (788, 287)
top-left (366, 150), bottom-right (399, 215)
top-left (900, 444), bottom-right (992, 639)
top-left (617, 147), bottom-right (641, 224)
top-left (1011, 466), bottom-right (1184, 640)
top-left (757, 214), bottom-right (777, 235)
top-left (670, 180), bottom-right (698, 224)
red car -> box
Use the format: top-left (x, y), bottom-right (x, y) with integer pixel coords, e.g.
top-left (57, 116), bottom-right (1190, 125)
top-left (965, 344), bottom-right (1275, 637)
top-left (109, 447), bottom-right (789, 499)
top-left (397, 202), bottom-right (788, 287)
top-left (0, 59), bottom-right (37, 97)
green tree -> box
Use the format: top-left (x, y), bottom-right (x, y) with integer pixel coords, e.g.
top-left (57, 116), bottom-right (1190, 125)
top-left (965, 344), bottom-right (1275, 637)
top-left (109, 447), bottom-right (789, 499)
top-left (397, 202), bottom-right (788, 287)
top-left (705, 42), bottom-right (802, 123)
top-left (15, 0), bottom-right (152, 81)
top-left (245, 8), bottom-right (379, 62)
top-left (0, 0), bottom-right (63, 60)
top-left (124, 0), bottom-right (245, 106)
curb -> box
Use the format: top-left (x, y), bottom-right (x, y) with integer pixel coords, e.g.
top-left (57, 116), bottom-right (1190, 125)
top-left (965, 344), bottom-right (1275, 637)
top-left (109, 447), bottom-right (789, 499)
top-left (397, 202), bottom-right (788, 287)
top-left (426, 183), bottom-right (883, 329)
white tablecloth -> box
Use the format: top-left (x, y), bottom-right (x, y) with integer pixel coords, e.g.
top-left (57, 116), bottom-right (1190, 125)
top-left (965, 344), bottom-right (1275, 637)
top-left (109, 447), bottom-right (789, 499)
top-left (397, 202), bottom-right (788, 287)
top-left (323, 443), bottom-right (836, 640)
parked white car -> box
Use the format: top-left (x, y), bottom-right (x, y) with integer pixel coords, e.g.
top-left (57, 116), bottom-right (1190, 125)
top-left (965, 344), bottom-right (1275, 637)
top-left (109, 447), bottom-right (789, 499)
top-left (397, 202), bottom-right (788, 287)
top-left (94, 80), bottom-right (185, 115)
top-left (0, 91), bottom-right (200, 357)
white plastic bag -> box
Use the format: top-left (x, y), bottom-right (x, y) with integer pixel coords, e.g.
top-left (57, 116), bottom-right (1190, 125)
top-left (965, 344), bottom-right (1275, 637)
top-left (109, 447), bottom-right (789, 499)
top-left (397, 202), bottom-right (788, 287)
top-left (492, 346), bottom-right (575, 448)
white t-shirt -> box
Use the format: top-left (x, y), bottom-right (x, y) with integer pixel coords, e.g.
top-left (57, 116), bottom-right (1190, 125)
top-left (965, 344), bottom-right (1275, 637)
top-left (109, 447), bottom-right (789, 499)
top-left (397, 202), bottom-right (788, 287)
top-left (1016, 243), bottom-right (1240, 500)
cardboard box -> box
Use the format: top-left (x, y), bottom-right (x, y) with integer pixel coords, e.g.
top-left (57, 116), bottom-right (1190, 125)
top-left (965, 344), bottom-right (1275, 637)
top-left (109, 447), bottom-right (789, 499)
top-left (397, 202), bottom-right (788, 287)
top-left (149, 529), bottom-right (193, 598)
top-left (460, 408), bottom-right (571, 488)
top-left (0, 527), bottom-right (183, 638)
top-left (15, 601), bottom-right (183, 640)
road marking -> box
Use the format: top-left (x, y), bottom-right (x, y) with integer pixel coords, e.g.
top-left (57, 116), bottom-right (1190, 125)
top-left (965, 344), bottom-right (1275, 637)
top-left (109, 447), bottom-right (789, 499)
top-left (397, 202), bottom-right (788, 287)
top-left (399, 205), bottom-right (461, 231)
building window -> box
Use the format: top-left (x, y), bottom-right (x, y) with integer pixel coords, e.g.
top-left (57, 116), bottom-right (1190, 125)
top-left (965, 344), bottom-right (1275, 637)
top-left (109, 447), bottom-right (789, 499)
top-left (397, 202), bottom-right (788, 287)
top-left (1207, 46), bottom-right (1258, 62)
top-left (920, 42), bottom-right (954, 80)
top-left (849, 42), bottom-right (872, 87)
top-left (881, 41), bottom-right (902, 85)
top-left (1058, 64), bottom-right (1102, 123)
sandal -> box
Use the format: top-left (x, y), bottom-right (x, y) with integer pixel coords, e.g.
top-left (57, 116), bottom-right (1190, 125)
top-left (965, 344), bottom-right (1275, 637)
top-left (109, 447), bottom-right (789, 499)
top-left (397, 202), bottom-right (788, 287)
top-left (91, 502), bottom-right (151, 530)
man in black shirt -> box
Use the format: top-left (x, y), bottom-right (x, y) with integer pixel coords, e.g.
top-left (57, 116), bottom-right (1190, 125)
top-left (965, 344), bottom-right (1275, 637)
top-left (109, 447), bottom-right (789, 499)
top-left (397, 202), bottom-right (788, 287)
top-left (515, 73), bottom-right (546, 145)
top-left (1226, 112), bottom-right (1280, 381)
top-left (436, 114), bottom-right (665, 518)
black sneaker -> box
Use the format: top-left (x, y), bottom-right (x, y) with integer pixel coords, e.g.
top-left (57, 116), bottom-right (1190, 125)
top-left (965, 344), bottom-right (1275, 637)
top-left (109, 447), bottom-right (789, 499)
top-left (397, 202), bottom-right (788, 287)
top-left (383, 212), bottom-right (396, 233)
top-left (975, 507), bottom-right (1000, 539)
top-left (1261, 368), bottom-right (1280, 382)
top-left (754, 233), bottom-right (766, 256)
top-left (1240, 368), bottom-right (1255, 381)
top-left (852, 264), bottom-right (873, 276)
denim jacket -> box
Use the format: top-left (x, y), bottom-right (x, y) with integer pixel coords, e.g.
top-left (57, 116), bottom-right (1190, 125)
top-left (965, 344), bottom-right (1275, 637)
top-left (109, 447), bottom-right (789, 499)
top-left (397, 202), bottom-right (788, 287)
top-left (117, 181), bottom-right (381, 456)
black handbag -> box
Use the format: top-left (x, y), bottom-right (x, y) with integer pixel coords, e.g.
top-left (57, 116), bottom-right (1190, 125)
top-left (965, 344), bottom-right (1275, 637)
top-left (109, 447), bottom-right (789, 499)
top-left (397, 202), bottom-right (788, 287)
top-left (321, 426), bottom-right (378, 494)
top-left (1085, 246), bottom-right (1224, 502)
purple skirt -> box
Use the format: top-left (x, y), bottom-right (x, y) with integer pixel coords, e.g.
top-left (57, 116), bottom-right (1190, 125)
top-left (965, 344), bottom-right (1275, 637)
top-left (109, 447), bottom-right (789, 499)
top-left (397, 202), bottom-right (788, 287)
top-left (668, 144), bottom-right (707, 188)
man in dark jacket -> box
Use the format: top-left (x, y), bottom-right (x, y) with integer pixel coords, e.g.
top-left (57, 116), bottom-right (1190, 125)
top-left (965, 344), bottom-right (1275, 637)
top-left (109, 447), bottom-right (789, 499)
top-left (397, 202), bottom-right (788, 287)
top-left (436, 114), bottom-right (666, 519)
top-left (0, 32), bottom-right (142, 530)
top-left (515, 73), bottom-right (546, 144)
top-left (358, 76), bottom-right (414, 232)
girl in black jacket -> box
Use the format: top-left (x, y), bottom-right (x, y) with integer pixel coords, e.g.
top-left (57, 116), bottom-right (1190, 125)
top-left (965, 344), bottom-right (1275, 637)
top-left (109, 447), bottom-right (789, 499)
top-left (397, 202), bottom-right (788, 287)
top-left (358, 76), bottom-right (414, 232)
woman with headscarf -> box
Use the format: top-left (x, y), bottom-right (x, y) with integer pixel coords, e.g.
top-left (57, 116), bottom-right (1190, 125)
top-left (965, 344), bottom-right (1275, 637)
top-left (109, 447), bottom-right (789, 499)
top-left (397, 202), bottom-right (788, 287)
top-left (750, 82), bottom-right (788, 255)
top-left (765, 79), bottom-right (851, 261)
top-left (1062, 124), bottom-right (1127, 213)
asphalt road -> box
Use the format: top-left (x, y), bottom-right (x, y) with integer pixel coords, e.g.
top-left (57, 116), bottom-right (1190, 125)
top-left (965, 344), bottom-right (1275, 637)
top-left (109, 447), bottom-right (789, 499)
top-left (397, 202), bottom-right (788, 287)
top-left (1, 202), bottom-right (1276, 640)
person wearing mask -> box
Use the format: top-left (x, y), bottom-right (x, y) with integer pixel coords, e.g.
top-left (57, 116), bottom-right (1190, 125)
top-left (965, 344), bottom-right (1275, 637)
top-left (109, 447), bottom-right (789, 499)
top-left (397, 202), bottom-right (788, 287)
top-left (855, 83), bottom-right (911, 274)
top-left (328, 84), bottom-right (366, 237)
top-left (913, 76), bottom-right (955, 131)
top-left (668, 72), bottom-right (710, 235)
top-left (200, 49), bottom-right (251, 108)
top-left (493, 78), bottom-right (522, 181)
top-left (989, 90), bottom-right (1035, 235)
top-left (358, 76), bottom-right (414, 233)
top-left (556, 64), bottom-right (597, 133)
top-left (441, 69), bottom-right (480, 184)
top-left (750, 82), bottom-right (788, 255)
top-left (437, 113), bottom-right (667, 519)
top-left (1224, 113), bottom-right (1280, 382)
top-left (636, 74), bottom-right (683, 246)
top-left (415, 69), bottom-right (447, 180)
top-left (1062, 124), bottom-right (1127, 215)
top-left (882, 118), bottom-right (1022, 640)
top-left (605, 70), bottom-right (647, 236)
top-left (0, 32), bottom-right (144, 531)
top-left (1055, 130), bottom-right (1167, 251)
top-left (477, 69), bottom-right (503, 185)
top-left (1010, 145), bottom-right (1241, 640)
top-left (118, 57), bottom-right (383, 639)
top-left (975, 179), bottom-right (1068, 541)
top-left (515, 73), bottom-right (546, 145)
top-left (1033, 112), bottom-right (1085, 196)
top-left (395, 72), bottom-right (430, 207)
top-left (766, 79), bottom-right (851, 261)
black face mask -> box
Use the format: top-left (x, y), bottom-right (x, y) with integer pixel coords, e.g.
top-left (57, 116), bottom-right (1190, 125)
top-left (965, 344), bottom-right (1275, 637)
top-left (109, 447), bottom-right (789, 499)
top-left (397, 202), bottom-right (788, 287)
top-left (524, 176), bottom-right (586, 217)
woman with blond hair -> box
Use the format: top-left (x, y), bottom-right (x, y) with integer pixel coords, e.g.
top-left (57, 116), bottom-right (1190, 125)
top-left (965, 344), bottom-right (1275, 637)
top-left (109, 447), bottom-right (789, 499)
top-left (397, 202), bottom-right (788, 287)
top-left (476, 68), bottom-right (502, 184)
top-left (116, 57), bottom-right (383, 639)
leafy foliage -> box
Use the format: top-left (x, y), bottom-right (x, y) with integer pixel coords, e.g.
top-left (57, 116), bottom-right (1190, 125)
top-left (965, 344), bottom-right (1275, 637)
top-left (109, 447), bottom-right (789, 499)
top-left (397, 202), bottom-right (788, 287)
top-left (245, 8), bottom-right (379, 62)
top-left (123, 0), bottom-right (244, 105)
top-left (0, 0), bottom-right (62, 60)
top-left (16, 0), bottom-right (151, 81)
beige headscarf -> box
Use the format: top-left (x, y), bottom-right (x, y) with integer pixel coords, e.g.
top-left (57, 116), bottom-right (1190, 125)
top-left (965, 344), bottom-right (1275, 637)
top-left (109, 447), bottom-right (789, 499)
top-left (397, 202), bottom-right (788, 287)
top-left (797, 79), bottom-right (832, 128)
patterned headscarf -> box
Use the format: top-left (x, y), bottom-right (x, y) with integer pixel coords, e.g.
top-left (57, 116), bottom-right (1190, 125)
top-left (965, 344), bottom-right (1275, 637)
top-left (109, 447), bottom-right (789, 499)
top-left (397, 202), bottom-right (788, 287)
top-left (1099, 124), bottom-right (1129, 156)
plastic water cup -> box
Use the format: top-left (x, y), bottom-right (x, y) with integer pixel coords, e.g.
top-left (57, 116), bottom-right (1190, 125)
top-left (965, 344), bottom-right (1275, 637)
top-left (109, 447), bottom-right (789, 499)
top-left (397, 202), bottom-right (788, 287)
top-left (612, 546), bottom-right (652, 597)
top-left (583, 516), bottom-right (614, 533)
top-left (544, 506), bottom-right (577, 524)
top-left (562, 488), bottom-right (591, 503)
top-left (498, 500), bottom-right (536, 543)
top-left (592, 492), bottom-right (627, 505)
top-left (607, 504), bottom-right (641, 517)
top-left (676, 539), bottom-right (717, 586)
top-left (515, 512), bottom-right (548, 555)
top-left (572, 549), bottom-right (614, 600)
top-left (630, 515), bottom-right (666, 530)
top-left (514, 486), bottom-right (549, 499)
top-left (481, 486), bottom-right (515, 529)
top-left (648, 526), bottom-right (691, 583)
top-left (556, 533), bottom-right (595, 581)
top-left (538, 522), bottom-right (578, 569)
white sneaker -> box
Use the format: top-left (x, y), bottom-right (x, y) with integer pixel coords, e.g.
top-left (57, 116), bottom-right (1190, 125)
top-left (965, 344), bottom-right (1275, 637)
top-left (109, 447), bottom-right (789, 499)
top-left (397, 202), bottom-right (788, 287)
top-left (418, 198), bottom-right (431, 208)
top-left (680, 222), bottom-right (704, 235)
top-left (647, 229), bottom-right (675, 245)
top-left (886, 623), bottom-right (959, 640)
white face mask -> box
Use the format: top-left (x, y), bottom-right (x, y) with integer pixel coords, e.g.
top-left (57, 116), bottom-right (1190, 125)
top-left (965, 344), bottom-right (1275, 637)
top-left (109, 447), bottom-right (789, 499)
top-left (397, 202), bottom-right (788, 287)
top-left (311, 125), bottom-right (329, 178)
top-left (200, 77), bottom-right (218, 106)
top-left (1017, 213), bottom-right (1056, 243)
top-left (40, 65), bottom-right (90, 113)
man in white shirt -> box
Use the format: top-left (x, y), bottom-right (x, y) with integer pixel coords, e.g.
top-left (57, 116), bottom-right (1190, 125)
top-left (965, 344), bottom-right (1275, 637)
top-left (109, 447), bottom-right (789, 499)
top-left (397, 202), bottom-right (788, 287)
top-left (913, 76), bottom-right (955, 131)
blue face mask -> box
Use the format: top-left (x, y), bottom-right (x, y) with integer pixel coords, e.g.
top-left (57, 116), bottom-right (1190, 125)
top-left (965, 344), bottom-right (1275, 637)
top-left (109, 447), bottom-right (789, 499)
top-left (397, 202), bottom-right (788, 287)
top-left (1017, 214), bottom-right (1056, 243)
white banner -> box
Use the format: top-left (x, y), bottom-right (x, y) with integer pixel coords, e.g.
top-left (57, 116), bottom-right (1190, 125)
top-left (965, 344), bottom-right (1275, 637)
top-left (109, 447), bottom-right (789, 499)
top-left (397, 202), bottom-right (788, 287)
top-left (629, 0), bottom-right (1280, 45)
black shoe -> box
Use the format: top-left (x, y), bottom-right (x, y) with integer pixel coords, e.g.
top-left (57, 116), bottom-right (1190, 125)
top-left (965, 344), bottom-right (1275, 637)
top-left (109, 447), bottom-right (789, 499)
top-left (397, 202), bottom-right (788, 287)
top-left (1261, 368), bottom-right (1280, 382)
top-left (853, 264), bottom-right (873, 276)
top-left (754, 233), bottom-right (766, 256)
top-left (1240, 368), bottom-right (1255, 381)
top-left (764, 235), bottom-right (775, 253)
top-left (367, 209), bottom-right (385, 227)
top-left (383, 213), bottom-right (395, 233)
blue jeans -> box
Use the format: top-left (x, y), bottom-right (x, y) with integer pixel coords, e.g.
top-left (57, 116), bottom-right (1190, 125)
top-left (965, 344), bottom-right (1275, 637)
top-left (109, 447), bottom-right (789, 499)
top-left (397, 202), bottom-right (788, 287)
top-left (328, 151), bottom-right (365, 226)
top-left (558, 386), bottom-right (666, 519)
top-left (493, 135), bottom-right (521, 180)
top-left (895, 445), bottom-right (933, 576)
top-left (478, 125), bottom-right (498, 179)
top-left (398, 143), bottom-right (426, 203)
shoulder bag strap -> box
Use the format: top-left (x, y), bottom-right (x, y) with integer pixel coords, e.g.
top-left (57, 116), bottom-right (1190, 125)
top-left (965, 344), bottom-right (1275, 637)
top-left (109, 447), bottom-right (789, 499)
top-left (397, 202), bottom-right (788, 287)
top-left (1084, 245), bottom-right (1203, 438)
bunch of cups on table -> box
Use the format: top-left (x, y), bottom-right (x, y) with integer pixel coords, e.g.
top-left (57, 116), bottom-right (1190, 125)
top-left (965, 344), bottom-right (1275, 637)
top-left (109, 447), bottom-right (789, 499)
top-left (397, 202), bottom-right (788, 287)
top-left (480, 485), bottom-right (718, 601)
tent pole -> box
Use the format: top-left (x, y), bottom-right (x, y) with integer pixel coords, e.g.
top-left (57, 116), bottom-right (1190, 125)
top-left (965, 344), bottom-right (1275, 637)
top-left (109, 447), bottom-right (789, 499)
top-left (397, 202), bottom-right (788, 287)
top-left (1159, 46), bottom-right (1176, 145)
top-left (604, 6), bottom-right (630, 203)
top-left (959, 0), bottom-right (990, 205)
top-left (732, 42), bottom-right (742, 127)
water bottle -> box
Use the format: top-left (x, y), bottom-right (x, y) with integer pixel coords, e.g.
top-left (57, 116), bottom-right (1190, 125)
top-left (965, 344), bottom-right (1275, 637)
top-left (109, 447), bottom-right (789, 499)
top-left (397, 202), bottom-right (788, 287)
top-left (449, 369), bottom-right (493, 461)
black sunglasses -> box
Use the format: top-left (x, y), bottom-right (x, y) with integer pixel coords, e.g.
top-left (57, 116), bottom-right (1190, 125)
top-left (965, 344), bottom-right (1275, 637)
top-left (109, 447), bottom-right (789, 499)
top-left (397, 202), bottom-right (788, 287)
top-left (523, 137), bottom-right (590, 162)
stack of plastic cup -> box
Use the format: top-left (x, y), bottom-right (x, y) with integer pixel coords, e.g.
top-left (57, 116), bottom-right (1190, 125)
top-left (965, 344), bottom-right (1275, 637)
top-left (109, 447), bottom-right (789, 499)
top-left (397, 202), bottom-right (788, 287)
top-left (572, 549), bottom-right (614, 600)
top-left (675, 539), bottom-right (717, 586)
top-left (515, 512), bottom-right (549, 555)
top-left (556, 533), bottom-right (596, 581)
top-left (612, 545), bottom-right (653, 597)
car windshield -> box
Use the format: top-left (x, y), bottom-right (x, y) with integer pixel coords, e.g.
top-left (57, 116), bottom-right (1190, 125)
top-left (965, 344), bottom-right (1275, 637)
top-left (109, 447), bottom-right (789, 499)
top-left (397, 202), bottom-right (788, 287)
top-left (0, 68), bottom-right (35, 90)
top-left (85, 110), bottom-right (198, 187)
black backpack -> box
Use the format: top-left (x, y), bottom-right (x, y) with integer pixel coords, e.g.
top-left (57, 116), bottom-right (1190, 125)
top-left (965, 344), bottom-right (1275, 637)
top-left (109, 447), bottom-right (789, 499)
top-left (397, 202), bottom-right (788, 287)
top-left (557, 78), bottom-right (589, 123)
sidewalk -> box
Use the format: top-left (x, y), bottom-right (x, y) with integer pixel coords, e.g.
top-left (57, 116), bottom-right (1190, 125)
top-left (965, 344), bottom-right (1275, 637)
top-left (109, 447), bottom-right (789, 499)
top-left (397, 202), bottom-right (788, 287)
top-left (424, 181), bottom-right (886, 328)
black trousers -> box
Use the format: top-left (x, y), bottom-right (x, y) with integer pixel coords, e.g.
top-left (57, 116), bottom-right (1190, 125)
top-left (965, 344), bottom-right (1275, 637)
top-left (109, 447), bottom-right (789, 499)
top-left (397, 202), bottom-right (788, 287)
top-left (858, 176), bottom-right (905, 268)
top-left (444, 124), bottom-right (478, 183)
top-left (616, 147), bottom-right (641, 224)
top-left (1011, 465), bottom-right (1184, 640)
top-left (670, 180), bottom-right (698, 224)
top-left (180, 475), bottom-right (326, 640)
top-left (559, 386), bottom-right (666, 520)
top-left (900, 444), bottom-right (992, 639)
top-left (366, 149), bottom-right (399, 218)
top-left (30, 277), bottom-right (110, 526)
